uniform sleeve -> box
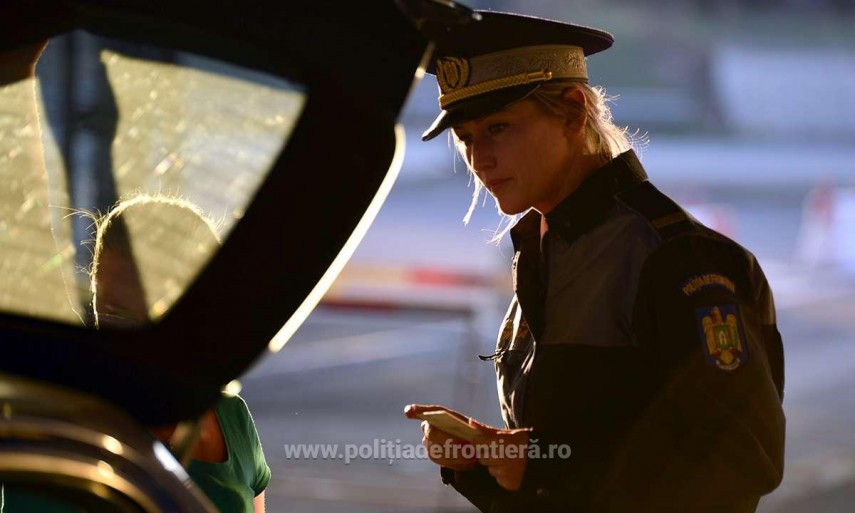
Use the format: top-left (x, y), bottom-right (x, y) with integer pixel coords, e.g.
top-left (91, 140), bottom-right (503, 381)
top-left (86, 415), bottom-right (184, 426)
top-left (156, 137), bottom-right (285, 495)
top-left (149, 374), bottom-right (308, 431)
top-left (442, 465), bottom-right (507, 512)
top-left (591, 237), bottom-right (786, 512)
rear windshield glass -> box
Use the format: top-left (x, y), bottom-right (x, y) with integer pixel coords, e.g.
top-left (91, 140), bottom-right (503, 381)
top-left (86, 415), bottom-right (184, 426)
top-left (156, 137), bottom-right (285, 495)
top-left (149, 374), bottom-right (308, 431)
top-left (0, 32), bottom-right (305, 327)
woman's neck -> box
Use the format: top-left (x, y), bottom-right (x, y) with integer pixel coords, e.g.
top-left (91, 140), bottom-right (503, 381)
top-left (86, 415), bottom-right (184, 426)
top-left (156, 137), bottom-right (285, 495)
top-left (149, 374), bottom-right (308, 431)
top-left (535, 152), bottom-right (608, 215)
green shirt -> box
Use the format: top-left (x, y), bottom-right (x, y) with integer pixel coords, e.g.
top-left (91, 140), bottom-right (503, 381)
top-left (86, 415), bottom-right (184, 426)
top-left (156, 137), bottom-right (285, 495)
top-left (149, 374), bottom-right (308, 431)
top-left (187, 395), bottom-right (271, 512)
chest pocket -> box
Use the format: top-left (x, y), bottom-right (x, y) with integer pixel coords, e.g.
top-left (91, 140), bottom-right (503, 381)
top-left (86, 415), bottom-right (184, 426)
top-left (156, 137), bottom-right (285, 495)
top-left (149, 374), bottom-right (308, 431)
top-left (481, 298), bottom-right (534, 427)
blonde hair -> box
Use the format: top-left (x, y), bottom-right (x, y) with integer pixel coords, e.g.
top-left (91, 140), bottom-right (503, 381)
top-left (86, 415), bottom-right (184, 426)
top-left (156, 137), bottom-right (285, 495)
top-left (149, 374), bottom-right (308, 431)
top-left (90, 194), bottom-right (220, 324)
top-left (456, 81), bottom-right (636, 239)
top-left (530, 81), bottom-right (632, 159)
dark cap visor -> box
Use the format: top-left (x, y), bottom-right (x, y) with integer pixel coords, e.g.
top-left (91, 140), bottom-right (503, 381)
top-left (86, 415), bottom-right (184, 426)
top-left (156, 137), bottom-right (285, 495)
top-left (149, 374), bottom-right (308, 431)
top-left (421, 83), bottom-right (541, 141)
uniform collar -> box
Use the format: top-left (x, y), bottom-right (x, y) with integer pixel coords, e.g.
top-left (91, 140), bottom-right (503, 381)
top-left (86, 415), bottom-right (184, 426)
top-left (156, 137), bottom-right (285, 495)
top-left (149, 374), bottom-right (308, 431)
top-left (510, 149), bottom-right (647, 249)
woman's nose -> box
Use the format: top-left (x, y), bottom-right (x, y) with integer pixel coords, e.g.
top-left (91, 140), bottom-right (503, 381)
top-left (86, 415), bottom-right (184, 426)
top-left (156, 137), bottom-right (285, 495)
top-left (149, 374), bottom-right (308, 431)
top-left (468, 135), bottom-right (496, 171)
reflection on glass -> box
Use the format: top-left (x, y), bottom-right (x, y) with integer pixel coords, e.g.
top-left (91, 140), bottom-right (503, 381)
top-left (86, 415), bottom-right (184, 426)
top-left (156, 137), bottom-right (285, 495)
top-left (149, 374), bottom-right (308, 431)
top-left (0, 74), bottom-right (75, 323)
top-left (0, 32), bottom-right (305, 326)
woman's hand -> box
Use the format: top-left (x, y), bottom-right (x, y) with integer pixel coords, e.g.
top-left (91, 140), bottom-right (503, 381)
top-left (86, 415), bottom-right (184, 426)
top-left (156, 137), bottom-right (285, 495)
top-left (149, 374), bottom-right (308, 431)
top-left (404, 404), bottom-right (479, 471)
top-left (469, 418), bottom-right (531, 492)
top-left (405, 404), bottom-right (532, 490)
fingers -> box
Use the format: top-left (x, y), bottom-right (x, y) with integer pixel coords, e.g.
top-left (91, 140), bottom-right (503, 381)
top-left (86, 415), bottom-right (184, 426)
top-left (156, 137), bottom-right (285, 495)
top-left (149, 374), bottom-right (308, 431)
top-left (421, 419), bottom-right (472, 462)
top-left (488, 469), bottom-right (524, 491)
top-left (468, 418), bottom-right (487, 429)
top-left (404, 403), bottom-right (529, 490)
top-left (485, 463), bottom-right (517, 481)
top-left (419, 421), bottom-right (479, 471)
top-left (479, 449), bottom-right (526, 491)
top-left (403, 404), bottom-right (474, 427)
top-left (422, 420), bottom-right (467, 447)
top-left (404, 403), bottom-right (451, 419)
top-left (467, 417), bottom-right (496, 433)
top-left (406, 404), bottom-right (474, 471)
top-left (472, 429), bottom-right (530, 491)
top-left (408, 410), bottom-right (529, 487)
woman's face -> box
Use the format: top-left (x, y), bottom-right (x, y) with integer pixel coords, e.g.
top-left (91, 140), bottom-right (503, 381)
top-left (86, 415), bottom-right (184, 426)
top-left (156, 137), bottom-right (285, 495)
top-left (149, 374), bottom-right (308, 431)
top-left (452, 98), bottom-right (584, 215)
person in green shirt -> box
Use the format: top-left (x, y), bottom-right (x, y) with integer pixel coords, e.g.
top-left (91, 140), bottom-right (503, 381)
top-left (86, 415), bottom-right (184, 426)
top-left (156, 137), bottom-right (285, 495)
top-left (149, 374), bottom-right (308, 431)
top-left (92, 194), bottom-right (271, 512)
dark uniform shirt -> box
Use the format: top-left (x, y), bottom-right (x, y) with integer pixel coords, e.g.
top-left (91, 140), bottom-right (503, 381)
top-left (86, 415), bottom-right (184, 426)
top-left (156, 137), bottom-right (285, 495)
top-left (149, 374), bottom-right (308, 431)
top-left (446, 150), bottom-right (785, 513)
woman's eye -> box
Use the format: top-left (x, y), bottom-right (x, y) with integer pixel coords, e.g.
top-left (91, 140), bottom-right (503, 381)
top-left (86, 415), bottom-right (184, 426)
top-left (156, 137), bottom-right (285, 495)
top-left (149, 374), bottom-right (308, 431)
top-left (456, 134), bottom-right (473, 145)
top-left (487, 123), bottom-right (508, 135)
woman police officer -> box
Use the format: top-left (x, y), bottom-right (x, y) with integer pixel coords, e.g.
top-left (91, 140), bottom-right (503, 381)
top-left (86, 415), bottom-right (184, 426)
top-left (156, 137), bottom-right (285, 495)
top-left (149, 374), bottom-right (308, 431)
top-left (405, 10), bottom-right (784, 513)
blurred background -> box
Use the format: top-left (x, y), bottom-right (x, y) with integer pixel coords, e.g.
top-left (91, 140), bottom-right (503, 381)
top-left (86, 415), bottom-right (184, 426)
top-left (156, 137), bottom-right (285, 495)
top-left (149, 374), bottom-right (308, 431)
top-left (240, 1), bottom-right (855, 512)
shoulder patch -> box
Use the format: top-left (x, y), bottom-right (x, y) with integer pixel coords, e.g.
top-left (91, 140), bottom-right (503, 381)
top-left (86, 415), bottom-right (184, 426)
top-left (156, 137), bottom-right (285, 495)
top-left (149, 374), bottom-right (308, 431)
top-left (695, 304), bottom-right (748, 371)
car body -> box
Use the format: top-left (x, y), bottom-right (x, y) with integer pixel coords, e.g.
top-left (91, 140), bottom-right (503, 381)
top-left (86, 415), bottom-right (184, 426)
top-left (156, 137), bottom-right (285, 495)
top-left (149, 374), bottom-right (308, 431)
top-left (0, 1), bottom-right (475, 510)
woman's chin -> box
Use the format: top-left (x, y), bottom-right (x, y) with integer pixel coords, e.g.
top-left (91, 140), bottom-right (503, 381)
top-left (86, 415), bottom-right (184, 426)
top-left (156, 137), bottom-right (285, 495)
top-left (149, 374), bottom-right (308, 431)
top-left (494, 198), bottom-right (528, 216)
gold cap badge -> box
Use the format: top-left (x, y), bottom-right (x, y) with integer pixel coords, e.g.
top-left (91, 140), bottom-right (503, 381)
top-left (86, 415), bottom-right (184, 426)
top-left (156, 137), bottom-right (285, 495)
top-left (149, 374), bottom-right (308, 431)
top-left (436, 57), bottom-right (471, 92)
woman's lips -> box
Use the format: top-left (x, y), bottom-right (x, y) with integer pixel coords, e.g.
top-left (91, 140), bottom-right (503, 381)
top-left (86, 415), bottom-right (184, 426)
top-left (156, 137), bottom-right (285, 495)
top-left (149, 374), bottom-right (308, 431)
top-left (487, 178), bottom-right (512, 193)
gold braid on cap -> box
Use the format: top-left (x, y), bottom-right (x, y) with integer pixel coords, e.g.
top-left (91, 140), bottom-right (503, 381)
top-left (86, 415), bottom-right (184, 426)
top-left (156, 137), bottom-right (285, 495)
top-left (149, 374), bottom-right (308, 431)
top-left (436, 45), bottom-right (587, 110)
top-left (439, 71), bottom-right (553, 109)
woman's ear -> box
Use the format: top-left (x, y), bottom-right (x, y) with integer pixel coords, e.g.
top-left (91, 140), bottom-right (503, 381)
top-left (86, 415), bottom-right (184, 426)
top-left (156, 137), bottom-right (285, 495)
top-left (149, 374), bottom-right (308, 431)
top-left (561, 86), bottom-right (587, 137)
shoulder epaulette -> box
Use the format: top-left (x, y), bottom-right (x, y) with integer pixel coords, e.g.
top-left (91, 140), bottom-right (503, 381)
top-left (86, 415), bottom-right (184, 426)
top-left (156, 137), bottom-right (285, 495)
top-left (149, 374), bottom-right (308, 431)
top-left (616, 181), bottom-right (698, 241)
